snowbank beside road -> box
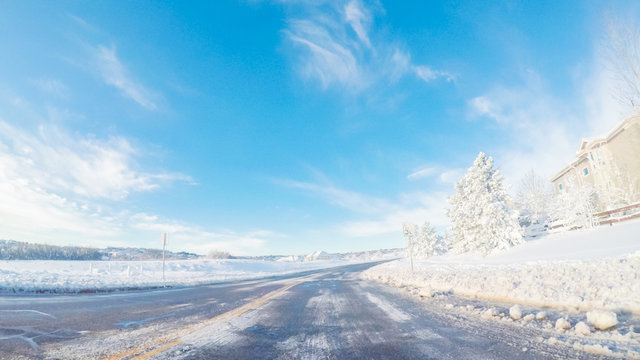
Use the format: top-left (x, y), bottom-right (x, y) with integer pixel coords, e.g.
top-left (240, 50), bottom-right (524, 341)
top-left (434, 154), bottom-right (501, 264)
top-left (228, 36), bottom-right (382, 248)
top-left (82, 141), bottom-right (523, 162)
top-left (0, 259), bottom-right (351, 293)
top-left (362, 220), bottom-right (640, 314)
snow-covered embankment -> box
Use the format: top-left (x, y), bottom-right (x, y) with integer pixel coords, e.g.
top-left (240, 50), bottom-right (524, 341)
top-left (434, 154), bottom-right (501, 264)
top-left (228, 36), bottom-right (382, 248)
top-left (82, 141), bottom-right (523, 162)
top-left (362, 220), bottom-right (640, 314)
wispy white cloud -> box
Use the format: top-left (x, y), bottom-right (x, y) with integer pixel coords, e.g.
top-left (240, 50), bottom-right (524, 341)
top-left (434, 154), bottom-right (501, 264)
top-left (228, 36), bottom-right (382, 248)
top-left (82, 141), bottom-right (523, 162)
top-left (0, 118), bottom-right (199, 248)
top-left (339, 192), bottom-right (449, 237)
top-left (467, 61), bottom-right (629, 189)
top-left (407, 167), bottom-right (436, 180)
top-left (93, 45), bottom-right (157, 110)
top-left (0, 120), bottom-right (189, 200)
top-left (277, 177), bottom-right (449, 238)
top-left (344, 0), bottom-right (372, 48)
top-left (129, 213), bottom-right (276, 255)
top-left (276, 178), bottom-right (392, 215)
top-left (67, 13), bottom-right (96, 31)
top-left (0, 118), bottom-right (271, 254)
top-left (287, 20), bottom-right (365, 90)
top-left (391, 50), bottom-right (455, 83)
top-left (283, 0), bottom-right (452, 91)
top-left (29, 78), bottom-right (69, 98)
top-left (407, 166), bottom-right (464, 183)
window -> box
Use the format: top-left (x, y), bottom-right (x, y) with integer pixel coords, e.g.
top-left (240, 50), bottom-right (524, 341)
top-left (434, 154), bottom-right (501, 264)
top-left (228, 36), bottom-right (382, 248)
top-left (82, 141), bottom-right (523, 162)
top-left (558, 183), bottom-right (563, 191)
top-left (590, 152), bottom-right (594, 161)
top-left (583, 168), bottom-right (589, 176)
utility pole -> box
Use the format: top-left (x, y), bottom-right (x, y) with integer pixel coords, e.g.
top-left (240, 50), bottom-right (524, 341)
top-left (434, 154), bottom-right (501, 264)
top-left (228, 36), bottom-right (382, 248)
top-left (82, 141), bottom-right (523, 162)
top-left (162, 233), bottom-right (168, 285)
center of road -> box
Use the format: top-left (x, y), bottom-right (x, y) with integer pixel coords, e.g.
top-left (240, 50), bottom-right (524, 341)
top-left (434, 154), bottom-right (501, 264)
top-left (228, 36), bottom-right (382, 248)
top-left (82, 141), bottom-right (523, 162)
top-left (102, 276), bottom-right (313, 360)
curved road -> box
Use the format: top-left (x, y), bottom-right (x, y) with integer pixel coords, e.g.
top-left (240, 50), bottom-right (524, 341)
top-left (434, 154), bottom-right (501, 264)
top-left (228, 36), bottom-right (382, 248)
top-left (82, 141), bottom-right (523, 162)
top-left (0, 262), bottom-right (608, 359)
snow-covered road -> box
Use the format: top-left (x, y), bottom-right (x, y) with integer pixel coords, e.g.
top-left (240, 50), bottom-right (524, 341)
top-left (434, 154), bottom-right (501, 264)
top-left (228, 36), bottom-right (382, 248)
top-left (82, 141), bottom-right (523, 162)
top-left (0, 262), bottom-right (615, 359)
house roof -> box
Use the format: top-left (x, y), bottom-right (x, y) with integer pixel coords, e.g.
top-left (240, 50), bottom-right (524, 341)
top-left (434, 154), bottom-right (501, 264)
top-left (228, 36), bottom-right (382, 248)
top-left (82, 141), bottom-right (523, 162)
top-left (549, 114), bottom-right (639, 183)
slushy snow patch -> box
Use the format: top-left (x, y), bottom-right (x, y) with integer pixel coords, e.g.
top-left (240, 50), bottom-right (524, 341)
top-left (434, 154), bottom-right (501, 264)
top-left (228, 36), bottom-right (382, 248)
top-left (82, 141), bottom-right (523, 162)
top-left (586, 310), bottom-right (618, 330)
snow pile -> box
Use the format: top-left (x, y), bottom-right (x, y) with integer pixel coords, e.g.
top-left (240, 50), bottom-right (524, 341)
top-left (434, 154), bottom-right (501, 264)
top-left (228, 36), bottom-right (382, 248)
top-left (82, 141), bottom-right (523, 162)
top-left (363, 220), bottom-right (640, 314)
top-left (0, 258), bottom-right (350, 293)
top-left (587, 310), bottom-right (618, 330)
top-left (509, 305), bottom-right (522, 320)
top-left (304, 250), bottom-right (338, 261)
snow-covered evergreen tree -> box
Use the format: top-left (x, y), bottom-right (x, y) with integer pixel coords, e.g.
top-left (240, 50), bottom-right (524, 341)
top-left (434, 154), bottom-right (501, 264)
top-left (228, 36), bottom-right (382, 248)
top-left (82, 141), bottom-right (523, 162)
top-left (446, 152), bottom-right (523, 255)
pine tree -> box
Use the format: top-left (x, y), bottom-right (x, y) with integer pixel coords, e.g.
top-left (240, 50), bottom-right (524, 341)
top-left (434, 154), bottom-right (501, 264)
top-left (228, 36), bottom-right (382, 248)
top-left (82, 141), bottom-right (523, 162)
top-left (446, 152), bottom-right (523, 255)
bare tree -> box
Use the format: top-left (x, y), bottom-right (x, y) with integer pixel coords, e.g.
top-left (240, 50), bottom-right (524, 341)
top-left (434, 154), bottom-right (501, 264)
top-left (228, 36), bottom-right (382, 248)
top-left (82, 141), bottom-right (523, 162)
top-left (515, 169), bottom-right (552, 227)
top-left (605, 18), bottom-right (640, 111)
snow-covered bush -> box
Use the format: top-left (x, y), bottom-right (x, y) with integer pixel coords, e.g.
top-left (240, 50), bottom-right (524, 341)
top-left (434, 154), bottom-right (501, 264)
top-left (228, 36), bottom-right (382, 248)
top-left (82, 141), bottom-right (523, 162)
top-left (549, 183), bottom-right (598, 231)
top-left (403, 221), bottom-right (447, 259)
top-left (446, 152), bottom-right (523, 255)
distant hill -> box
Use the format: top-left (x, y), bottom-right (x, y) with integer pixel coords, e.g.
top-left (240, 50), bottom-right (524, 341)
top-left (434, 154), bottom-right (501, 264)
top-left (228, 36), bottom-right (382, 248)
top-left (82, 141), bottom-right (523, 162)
top-left (0, 240), bottom-right (198, 261)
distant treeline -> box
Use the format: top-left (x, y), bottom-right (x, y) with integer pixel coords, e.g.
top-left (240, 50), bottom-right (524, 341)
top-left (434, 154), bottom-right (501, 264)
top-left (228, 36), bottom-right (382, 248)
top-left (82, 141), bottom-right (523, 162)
top-left (0, 240), bottom-right (199, 261)
top-left (0, 240), bottom-right (103, 260)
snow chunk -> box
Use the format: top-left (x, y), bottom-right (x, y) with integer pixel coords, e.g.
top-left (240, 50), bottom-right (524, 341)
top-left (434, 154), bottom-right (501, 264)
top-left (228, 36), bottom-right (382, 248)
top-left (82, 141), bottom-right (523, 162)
top-left (523, 314), bottom-right (534, 322)
top-left (482, 308), bottom-right (498, 320)
top-left (555, 318), bottom-right (571, 330)
top-left (509, 305), bottom-right (522, 320)
top-left (586, 310), bottom-right (618, 330)
top-left (535, 311), bottom-right (547, 320)
top-left (574, 321), bottom-right (591, 335)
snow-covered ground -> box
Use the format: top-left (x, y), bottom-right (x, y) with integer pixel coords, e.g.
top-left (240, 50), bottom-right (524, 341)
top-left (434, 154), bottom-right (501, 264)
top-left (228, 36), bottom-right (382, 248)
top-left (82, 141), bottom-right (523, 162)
top-left (364, 220), bottom-right (640, 313)
top-left (0, 258), bottom-right (367, 293)
top-left (363, 220), bottom-right (640, 358)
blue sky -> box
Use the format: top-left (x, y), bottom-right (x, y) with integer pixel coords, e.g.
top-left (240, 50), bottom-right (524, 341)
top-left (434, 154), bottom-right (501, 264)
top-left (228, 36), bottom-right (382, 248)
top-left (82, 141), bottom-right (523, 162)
top-left (0, 1), bottom-right (637, 255)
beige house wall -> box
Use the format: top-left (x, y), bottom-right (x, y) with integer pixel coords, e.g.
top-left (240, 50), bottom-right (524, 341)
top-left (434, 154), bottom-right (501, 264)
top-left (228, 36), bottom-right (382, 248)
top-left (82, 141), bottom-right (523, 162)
top-left (550, 115), bottom-right (640, 206)
top-left (605, 118), bottom-right (640, 196)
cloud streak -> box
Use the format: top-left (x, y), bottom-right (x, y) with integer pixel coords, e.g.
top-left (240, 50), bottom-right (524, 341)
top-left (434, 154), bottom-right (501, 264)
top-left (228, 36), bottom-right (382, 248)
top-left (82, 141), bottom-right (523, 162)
top-left (93, 45), bottom-right (157, 110)
top-left (283, 0), bottom-right (452, 91)
top-left (277, 177), bottom-right (449, 238)
top-left (130, 213), bottom-right (276, 255)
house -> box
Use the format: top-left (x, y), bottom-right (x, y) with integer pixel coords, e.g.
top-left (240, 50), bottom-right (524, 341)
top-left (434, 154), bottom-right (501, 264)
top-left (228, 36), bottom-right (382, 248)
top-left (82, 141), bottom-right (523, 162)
top-left (549, 115), bottom-right (640, 207)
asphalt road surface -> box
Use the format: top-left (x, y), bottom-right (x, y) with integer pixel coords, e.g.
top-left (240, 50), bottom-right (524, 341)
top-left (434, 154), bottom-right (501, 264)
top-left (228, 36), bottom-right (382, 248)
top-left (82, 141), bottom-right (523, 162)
top-left (0, 262), bottom-right (611, 359)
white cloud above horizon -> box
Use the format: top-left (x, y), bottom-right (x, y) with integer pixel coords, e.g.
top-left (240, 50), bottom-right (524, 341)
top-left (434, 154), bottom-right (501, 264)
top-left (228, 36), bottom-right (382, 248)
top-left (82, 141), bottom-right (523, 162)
top-left (283, 0), bottom-right (453, 91)
top-left (0, 118), bottom-right (273, 255)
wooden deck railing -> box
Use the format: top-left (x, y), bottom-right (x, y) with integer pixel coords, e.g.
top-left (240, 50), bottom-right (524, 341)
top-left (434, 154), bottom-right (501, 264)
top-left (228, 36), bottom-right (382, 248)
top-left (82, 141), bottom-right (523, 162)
top-left (595, 202), bottom-right (640, 225)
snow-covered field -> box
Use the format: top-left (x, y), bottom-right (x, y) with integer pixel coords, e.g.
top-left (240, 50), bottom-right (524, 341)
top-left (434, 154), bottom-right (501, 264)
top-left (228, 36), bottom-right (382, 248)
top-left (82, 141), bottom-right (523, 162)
top-left (363, 220), bottom-right (640, 358)
top-left (0, 258), bottom-right (359, 293)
